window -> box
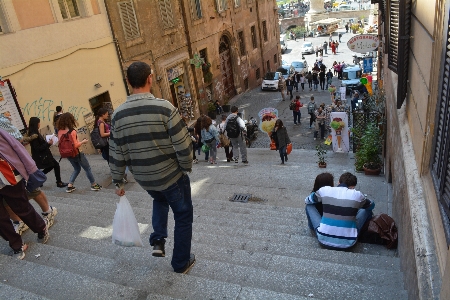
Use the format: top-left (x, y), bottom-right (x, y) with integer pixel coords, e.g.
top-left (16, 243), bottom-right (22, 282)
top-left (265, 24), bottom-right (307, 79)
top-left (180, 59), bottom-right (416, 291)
top-left (388, 0), bottom-right (411, 108)
top-left (251, 25), bottom-right (257, 49)
top-left (190, 0), bottom-right (202, 19)
top-left (118, 1), bottom-right (140, 40)
top-left (238, 31), bottom-right (246, 56)
top-left (256, 68), bottom-right (260, 80)
top-left (273, 54), bottom-right (277, 64)
top-left (216, 0), bottom-right (227, 12)
top-left (159, 0), bottom-right (175, 29)
top-left (234, 0), bottom-right (241, 7)
top-left (262, 21), bottom-right (268, 42)
top-left (266, 60), bottom-right (270, 72)
top-left (58, 0), bottom-right (80, 19)
top-left (432, 12), bottom-right (450, 245)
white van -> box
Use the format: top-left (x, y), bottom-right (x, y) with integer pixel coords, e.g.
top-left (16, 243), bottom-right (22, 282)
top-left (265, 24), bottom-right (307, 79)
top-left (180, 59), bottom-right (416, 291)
top-left (280, 34), bottom-right (288, 53)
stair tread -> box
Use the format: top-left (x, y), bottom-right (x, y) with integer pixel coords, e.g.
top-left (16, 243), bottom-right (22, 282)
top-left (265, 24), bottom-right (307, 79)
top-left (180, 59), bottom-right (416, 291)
top-left (0, 282), bottom-right (50, 300)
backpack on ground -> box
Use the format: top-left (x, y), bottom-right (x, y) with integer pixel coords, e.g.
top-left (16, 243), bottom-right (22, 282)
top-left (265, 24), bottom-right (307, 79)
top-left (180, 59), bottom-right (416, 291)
top-left (289, 101), bottom-right (296, 110)
top-left (90, 127), bottom-right (108, 149)
top-left (58, 130), bottom-right (78, 158)
top-left (226, 117), bottom-right (240, 138)
top-left (359, 213), bottom-right (398, 249)
top-left (307, 102), bottom-right (316, 113)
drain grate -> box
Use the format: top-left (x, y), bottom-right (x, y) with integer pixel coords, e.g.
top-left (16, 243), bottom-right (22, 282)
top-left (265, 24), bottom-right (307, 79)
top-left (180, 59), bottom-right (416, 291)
top-left (230, 193), bottom-right (252, 203)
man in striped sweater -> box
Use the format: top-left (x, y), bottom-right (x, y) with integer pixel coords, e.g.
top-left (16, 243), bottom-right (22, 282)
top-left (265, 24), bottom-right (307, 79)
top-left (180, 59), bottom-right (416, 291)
top-left (109, 61), bottom-right (195, 274)
top-left (305, 172), bottom-right (375, 249)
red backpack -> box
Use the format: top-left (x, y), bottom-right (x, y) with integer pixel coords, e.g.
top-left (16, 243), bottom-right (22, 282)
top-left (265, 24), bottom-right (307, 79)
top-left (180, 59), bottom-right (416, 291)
top-left (58, 129), bottom-right (78, 158)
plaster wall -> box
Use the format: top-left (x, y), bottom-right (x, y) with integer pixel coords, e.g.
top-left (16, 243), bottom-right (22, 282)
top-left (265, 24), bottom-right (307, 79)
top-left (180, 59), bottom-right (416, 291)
top-left (12, 0), bottom-right (55, 29)
top-left (412, 0), bottom-right (437, 35)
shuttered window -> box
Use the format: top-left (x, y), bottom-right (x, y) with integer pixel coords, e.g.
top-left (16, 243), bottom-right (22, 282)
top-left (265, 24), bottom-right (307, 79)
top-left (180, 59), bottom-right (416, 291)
top-left (190, 0), bottom-right (202, 20)
top-left (262, 21), bottom-right (268, 42)
top-left (432, 15), bottom-right (450, 245)
top-left (251, 25), bottom-right (257, 49)
top-left (118, 1), bottom-right (140, 40)
top-left (58, 0), bottom-right (80, 19)
top-left (238, 31), bottom-right (246, 56)
top-left (216, 0), bottom-right (228, 12)
top-left (387, 0), bottom-right (411, 109)
top-left (159, 0), bottom-right (175, 29)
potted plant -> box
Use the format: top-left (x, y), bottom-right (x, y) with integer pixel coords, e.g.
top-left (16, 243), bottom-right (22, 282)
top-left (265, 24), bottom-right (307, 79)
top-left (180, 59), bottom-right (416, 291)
top-left (355, 122), bottom-right (382, 175)
top-left (207, 102), bottom-right (217, 119)
top-left (351, 24), bottom-right (359, 34)
top-left (316, 144), bottom-right (327, 168)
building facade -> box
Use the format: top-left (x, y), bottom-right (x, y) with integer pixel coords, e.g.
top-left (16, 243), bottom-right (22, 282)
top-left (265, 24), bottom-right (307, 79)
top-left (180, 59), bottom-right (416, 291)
top-left (0, 0), bottom-right (128, 154)
top-left (375, 0), bottom-right (450, 298)
top-left (104, 0), bottom-right (281, 118)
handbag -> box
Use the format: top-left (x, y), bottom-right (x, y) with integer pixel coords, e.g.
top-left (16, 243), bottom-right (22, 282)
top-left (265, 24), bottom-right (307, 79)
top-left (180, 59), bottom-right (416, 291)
top-left (201, 144), bottom-right (210, 153)
top-left (287, 143), bottom-right (292, 155)
top-left (26, 169), bottom-right (47, 192)
top-left (218, 133), bottom-right (230, 147)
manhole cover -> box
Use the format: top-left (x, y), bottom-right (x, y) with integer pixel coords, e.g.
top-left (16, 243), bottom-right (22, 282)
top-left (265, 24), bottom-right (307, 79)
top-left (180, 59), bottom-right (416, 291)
top-left (230, 193), bottom-right (252, 203)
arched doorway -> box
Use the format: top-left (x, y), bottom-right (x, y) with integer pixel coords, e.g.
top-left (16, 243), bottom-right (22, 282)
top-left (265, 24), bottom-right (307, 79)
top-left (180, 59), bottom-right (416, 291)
top-left (219, 35), bottom-right (236, 100)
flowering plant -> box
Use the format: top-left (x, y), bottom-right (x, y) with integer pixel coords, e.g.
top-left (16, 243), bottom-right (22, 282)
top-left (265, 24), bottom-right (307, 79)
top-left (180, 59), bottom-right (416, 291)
top-left (330, 117), bottom-right (345, 130)
top-left (328, 85), bottom-right (336, 93)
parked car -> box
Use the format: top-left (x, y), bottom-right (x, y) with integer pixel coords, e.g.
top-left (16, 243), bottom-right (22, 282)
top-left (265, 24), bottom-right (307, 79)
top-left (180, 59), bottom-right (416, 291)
top-left (261, 71), bottom-right (282, 91)
top-left (277, 60), bottom-right (291, 79)
top-left (301, 42), bottom-right (314, 54)
top-left (290, 61), bottom-right (307, 74)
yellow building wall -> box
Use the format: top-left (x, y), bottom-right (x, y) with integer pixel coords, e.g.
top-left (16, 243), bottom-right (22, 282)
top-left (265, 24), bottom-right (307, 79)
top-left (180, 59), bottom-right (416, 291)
top-left (12, 0), bottom-right (55, 29)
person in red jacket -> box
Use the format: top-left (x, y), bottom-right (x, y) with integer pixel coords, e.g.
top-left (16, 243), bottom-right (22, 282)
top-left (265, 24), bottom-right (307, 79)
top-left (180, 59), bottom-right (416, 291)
top-left (292, 95), bottom-right (303, 125)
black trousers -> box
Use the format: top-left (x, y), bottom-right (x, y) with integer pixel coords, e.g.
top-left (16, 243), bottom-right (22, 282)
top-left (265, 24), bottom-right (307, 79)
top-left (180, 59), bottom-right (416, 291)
top-left (42, 157), bottom-right (62, 183)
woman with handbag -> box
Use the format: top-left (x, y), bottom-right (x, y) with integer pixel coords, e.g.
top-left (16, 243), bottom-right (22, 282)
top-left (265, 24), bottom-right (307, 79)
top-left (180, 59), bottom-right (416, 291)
top-left (271, 119), bottom-right (291, 165)
top-left (201, 116), bottom-right (219, 164)
top-left (217, 114), bottom-right (233, 162)
top-left (95, 108), bottom-right (110, 162)
top-left (28, 117), bottom-right (67, 188)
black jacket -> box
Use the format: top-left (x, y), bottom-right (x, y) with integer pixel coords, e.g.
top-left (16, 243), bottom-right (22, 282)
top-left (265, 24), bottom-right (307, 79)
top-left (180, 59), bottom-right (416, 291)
top-left (29, 134), bottom-right (55, 169)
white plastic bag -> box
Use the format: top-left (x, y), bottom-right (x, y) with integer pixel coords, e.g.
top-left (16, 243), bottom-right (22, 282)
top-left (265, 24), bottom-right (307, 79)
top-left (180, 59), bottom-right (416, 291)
top-left (112, 196), bottom-right (143, 247)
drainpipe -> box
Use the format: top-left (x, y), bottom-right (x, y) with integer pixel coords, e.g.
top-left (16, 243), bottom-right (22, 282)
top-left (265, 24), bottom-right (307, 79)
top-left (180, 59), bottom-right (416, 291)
top-left (104, 0), bottom-right (130, 96)
top-left (255, 1), bottom-right (266, 73)
top-left (178, 0), bottom-right (202, 115)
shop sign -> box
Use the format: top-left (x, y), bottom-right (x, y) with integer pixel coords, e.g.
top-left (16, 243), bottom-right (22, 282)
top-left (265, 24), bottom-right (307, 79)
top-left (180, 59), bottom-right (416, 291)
top-left (167, 64), bottom-right (184, 81)
top-left (347, 34), bottom-right (379, 53)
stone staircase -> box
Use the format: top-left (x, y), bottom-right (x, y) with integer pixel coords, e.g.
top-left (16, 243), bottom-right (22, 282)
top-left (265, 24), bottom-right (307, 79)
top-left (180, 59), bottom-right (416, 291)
top-left (0, 149), bottom-right (407, 299)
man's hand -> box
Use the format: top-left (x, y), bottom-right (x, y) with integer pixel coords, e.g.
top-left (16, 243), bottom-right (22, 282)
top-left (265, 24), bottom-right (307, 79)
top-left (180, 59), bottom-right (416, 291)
top-left (115, 188), bottom-right (125, 196)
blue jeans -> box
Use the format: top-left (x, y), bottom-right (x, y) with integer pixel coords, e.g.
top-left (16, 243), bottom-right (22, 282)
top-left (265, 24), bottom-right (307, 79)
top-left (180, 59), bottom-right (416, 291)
top-left (148, 174), bottom-right (193, 271)
top-left (67, 153), bottom-right (95, 185)
top-left (293, 111), bottom-right (301, 124)
top-left (313, 82), bottom-right (318, 90)
top-left (305, 203), bottom-right (373, 234)
top-left (279, 145), bottom-right (287, 163)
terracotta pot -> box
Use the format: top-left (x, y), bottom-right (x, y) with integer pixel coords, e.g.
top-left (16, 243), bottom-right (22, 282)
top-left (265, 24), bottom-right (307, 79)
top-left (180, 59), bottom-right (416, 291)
top-left (363, 166), bottom-right (381, 175)
top-left (318, 162), bottom-right (327, 168)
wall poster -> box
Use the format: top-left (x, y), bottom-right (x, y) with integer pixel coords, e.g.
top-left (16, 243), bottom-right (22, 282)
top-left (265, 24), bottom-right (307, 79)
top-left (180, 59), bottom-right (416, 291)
top-left (0, 79), bottom-right (27, 131)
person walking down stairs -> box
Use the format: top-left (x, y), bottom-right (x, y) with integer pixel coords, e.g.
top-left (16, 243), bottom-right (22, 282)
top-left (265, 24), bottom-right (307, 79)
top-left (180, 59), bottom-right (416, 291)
top-left (109, 61), bottom-right (196, 274)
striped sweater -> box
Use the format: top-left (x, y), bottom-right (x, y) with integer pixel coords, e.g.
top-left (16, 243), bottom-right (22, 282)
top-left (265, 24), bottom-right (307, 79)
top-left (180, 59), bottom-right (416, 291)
top-left (306, 185), bottom-right (373, 249)
top-left (109, 93), bottom-right (192, 191)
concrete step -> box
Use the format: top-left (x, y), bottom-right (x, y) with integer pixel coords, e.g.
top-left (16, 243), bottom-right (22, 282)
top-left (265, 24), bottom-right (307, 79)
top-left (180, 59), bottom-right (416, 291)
top-left (12, 240), bottom-right (405, 300)
top-left (0, 254), bottom-right (145, 300)
top-left (0, 282), bottom-right (50, 300)
top-left (41, 199), bottom-right (397, 258)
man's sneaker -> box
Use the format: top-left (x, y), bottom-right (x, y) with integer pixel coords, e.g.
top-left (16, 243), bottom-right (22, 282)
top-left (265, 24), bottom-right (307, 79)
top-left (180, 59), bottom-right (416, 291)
top-left (242, 161), bottom-right (249, 164)
top-left (234, 157), bottom-right (239, 163)
top-left (175, 254), bottom-right (196, 274)
top-left (12, 220), bottom-right (29, 235)
top-left (37, 219), bottom-right (49, 244)
top-left (42, 206), bottom-right (57, 228)
top-left (66, 186), bottom-right (76, 193)
top-left (91, 184), bottom-right (102, 191)
top-left (13, 244), bottom-right (28, 260)
top-left (152, 240), bottom-right (165, 257)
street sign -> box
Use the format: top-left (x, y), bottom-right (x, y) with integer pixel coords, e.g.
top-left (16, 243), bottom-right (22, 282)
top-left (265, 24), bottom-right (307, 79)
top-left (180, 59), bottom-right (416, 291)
top-left (363, 57), bottom-right (373, 73)
top-left (347, 34), bottom-right (379, 53)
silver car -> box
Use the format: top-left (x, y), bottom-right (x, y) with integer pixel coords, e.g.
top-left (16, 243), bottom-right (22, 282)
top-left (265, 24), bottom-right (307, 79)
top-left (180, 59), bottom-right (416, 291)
top-left (301, 42), bottom-right (314, 54)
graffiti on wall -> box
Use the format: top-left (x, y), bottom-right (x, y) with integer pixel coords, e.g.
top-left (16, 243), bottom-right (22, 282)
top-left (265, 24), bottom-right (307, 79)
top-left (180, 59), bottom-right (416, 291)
top-left (240, 62), bottom-right (249, 79)
top-left (214, 79), bottom-right (224, 101)
top-left (21, 97), bottom-right (89, 122)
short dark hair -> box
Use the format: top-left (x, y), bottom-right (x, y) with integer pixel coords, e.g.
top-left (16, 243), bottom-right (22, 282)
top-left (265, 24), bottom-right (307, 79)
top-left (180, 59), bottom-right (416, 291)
top-left (56, 106), bottom-right (63, 112)
top-left (231, 106), bottom-right (238, 113)
top-left (127, 62), bottom-right (152, 88)
top-left (313, 172), bottom-right (334, 192)
top-left (275, 119), bottom-right (284, 127)
top-left (310, 96), bottom-right (314, 100)
top-left (296, 95), bottom-right (300, 99)
top-left (339, 172), bottom-right (357, 187)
